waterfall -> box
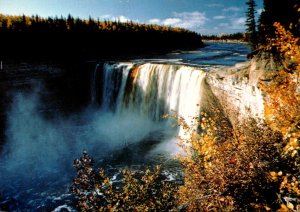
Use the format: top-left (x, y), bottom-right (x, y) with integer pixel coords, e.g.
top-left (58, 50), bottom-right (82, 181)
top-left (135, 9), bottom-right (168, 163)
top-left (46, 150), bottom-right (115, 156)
top-left (91, 63), bottom-right (99, 105)
top-left (101, 63), bottom-right (134, 111)
top-left (99, 62), bottom-right (206, 134)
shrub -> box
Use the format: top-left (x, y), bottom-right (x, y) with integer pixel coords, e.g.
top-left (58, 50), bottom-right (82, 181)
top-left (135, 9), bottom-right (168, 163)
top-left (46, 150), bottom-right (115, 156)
top-left (71, 151), bottom-right (178, 211)
top-left (260, 22), bottom-right (300, 211)
top-left (166, 112), bottom-right (281, 211)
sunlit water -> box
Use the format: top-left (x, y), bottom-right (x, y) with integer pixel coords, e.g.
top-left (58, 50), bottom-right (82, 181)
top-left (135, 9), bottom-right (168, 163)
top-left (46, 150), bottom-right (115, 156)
top-left (0, 42), bottom-right (250, 211)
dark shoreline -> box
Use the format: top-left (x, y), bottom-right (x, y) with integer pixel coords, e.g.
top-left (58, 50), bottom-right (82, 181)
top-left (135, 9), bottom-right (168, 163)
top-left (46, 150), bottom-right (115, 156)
top-left (203, 39), bottom-right (248, 44)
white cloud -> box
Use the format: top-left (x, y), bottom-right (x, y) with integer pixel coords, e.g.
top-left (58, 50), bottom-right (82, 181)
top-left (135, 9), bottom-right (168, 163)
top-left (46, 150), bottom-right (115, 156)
top-left (148, 11), bottom-right (208, 32)
top-left (100, 14), bottom-right (112, 19)
top-left (231, 17), bottom-right (246, 29)
top-left (149, 18), bottom-right (161, 24)
top-left (119, 0), bottom-right (130, 3)
top-left (116, 15), bottom-right (131, 23)
top-left (206, 3), bottom-right (223, 8)
top-left (100, 14), bottom-right (137, 23)
top-left (217, 17), bottom-right (245, 32)
top-left (219, 23), bottom-right (229, 27)
top-left (213, 16), bottom-right (225, 20)
top-left (257, 9), bottom-right (264, 15)
top-left (223, 7), bottom-right (242, 12)
top-left (162, 18), bottom-right (181, 25)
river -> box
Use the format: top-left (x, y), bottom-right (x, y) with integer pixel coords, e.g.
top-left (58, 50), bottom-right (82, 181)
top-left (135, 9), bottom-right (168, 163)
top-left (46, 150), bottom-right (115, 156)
top-left (0, 42), bottom-right (250, 211)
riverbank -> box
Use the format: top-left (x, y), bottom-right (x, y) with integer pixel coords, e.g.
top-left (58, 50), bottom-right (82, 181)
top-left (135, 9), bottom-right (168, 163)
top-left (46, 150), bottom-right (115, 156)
top-left (203, 39), bottom-right (248, 44)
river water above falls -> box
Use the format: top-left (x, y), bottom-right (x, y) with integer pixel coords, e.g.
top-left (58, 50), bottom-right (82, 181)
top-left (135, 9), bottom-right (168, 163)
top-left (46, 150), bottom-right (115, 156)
top-left (0, 42), bottom-right (250, 211)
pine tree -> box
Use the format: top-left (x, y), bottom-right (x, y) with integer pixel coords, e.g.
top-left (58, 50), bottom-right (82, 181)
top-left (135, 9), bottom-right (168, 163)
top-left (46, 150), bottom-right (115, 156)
top-left (259, 0), bottom-right (300, 43)
top-left (245, 0), bottom-right (258, 49)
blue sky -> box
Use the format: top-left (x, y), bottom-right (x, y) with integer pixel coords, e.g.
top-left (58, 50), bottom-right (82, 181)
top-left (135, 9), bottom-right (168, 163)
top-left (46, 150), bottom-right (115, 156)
top-left (0, 0), bottom-right (263, 34)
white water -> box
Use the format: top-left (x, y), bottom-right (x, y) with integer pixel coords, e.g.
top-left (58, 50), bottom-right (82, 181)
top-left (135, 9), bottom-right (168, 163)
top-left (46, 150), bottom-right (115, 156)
top-left (100, 63), bottom-right (206, 136)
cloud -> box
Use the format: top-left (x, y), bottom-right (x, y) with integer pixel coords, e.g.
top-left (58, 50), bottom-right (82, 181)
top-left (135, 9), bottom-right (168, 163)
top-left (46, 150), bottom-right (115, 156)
top-left (149, 18), bottom-right (161, 24)
top-left (162, 18), bottom-right (182, 25)
top-left (100, 14), bottom-right (137, 23)
top-left (213, 16), bottom-right (225, 20)
top-left (116, 15), bottom-right (131, 23)
top-left (205, 3), bottom-right (223, 8)
top-left (231, 17), bottom-right (246, 29)
top-left (257, 9), bottom-right (264, 15)
top-left (119, 0), bottom-right (130, 3)
top-left (148, 11), bottom-right (208, 32)
top-left (218, 17), bottom-right (246, 32)
top-left (223, 7), bottom-right (242, 12)
top-left (219, 23), bottom-right (229, 27)
top-left (100, 14), bottom-right (111, 19)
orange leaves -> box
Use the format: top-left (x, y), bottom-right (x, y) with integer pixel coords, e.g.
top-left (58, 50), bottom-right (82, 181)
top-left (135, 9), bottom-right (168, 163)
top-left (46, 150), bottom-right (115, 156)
top-left (71, 152), bottom-right (178, 211)
top-left (262, 23), bottom-right (300, 137)
top-left (261, 22), bottom-right (300, 211)
top-left (283, 137), bottom-right (299, 157)
top-left (171, 109), bottom-right (283, 210)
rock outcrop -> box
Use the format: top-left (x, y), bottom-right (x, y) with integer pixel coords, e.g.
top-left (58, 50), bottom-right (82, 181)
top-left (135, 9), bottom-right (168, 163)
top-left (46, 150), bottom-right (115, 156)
top-left (205, 52), bottom-right (278, 125)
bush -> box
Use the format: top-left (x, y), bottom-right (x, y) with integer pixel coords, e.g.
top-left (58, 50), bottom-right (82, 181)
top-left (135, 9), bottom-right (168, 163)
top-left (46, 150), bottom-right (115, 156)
top-left (260, 22), bottom-right (300, 211)
top-left (166, 112), bottom-right (282, 211)
top-left (71, 151), bottom-right (178, 211)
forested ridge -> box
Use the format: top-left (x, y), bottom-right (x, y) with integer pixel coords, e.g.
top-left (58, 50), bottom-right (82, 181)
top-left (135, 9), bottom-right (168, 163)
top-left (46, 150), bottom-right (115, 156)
top-left (0, 14), bottom-right (203, 60)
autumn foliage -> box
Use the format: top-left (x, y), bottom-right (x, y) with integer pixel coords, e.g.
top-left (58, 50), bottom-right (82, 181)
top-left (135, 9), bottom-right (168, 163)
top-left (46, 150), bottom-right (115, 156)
top-left (259, 22), bottom-right (300, 211)
top-left (164, 111), bottom-right (282, 211)
top-left (71, 151), bottom-right (178, 211)
top-left (169, 21), bottom-right (300, 211)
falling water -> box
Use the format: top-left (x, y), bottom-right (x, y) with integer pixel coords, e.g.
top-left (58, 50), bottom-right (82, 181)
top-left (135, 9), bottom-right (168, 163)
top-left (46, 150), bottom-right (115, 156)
top-left (100, 62), bottom-right (206, 135)
top-left (90, 64), bottom-right (99, 105)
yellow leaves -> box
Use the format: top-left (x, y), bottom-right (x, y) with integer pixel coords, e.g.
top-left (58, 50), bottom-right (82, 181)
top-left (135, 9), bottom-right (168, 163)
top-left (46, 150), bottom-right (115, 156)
top-left (262, 23), bottom-right (300, 137)
top-left (283, 137), bottom-right (299, 157)
top-left (278, 202), bottom-right (296, 212)
top-left (269, 170), bottom-right (281, 180)
top-left (278, 173), bottom-right (300, 201)
top-left (287, 202), bottom-right (294, 210)
top-left (291, 150), bottom-right (298, 157)
top-left (270, 171), bottom-right (278, 180)
top-left (278, 204), bottom-right (289, 212)
top-left (264, 205), bottom-right (272, 211)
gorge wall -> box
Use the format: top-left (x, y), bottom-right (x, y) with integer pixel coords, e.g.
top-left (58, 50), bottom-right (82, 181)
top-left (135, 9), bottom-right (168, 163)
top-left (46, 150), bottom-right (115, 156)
top-left (206, 53), bottom-right (278, 126)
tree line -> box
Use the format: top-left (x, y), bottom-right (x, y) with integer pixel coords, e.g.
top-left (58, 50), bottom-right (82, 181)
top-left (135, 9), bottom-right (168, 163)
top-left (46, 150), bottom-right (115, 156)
top-left (201, 32), bottom-right (245, 41)
top-left (0, 14), bottom-right (203, 60)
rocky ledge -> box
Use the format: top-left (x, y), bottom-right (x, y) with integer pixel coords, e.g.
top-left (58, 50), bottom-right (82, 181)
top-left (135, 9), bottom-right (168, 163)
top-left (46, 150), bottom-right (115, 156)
top-left (205, 52), bottom-right (279, 126)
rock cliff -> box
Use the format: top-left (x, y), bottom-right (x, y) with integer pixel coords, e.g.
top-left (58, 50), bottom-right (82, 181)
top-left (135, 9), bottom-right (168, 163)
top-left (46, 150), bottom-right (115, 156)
top-left (205, 53), bottom-right (278, 126)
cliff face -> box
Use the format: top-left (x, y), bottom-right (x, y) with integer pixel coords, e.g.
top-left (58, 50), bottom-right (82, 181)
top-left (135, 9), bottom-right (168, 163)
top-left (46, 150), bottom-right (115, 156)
top-left (205, 53), bottom-right (278, 125)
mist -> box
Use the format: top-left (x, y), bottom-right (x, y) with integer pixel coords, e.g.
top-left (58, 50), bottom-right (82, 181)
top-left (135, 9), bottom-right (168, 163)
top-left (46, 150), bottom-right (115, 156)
top-left (0, 85), bottom-right (173, 205)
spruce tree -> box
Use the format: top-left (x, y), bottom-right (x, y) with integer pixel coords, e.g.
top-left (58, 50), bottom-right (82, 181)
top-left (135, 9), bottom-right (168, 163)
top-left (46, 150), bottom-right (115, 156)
top-left (246, 0), bottom-right (258, 49)
top-left (259, 0), bottom-right (300, 43)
